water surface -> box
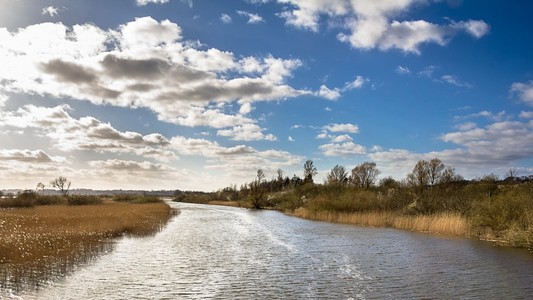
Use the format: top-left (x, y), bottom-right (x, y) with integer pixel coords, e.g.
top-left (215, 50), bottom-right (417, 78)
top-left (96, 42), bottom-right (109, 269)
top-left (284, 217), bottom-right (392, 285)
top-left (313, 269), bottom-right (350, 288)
top-left (8, 202), bottom-right (533, 299)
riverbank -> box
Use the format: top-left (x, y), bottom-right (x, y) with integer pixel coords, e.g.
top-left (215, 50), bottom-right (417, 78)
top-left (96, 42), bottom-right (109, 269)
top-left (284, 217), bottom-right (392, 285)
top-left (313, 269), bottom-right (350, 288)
top-left (0, 201), bottom-right (176, 265)
top-left (288, 208), bottom-right (469, 237)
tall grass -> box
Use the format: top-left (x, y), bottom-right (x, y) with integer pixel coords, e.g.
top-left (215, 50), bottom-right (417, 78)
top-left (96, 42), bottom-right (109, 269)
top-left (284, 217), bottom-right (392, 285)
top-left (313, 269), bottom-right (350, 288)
top-left (289, 208), bottom-right (469, 237)
top-left (0, 202), bottom-right (175, 265)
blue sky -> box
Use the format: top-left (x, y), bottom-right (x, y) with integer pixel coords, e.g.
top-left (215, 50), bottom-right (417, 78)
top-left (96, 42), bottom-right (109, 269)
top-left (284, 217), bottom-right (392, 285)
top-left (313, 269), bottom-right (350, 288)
top-left (0, 0), bottom-right (532, 191)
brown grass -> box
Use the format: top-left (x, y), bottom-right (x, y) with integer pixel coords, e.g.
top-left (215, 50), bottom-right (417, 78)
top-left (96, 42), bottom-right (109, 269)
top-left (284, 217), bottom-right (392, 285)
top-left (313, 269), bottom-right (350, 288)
top-left (289, 208), bottom-right (470, 237)
top-left (0, 202), bottom-right (176, 265)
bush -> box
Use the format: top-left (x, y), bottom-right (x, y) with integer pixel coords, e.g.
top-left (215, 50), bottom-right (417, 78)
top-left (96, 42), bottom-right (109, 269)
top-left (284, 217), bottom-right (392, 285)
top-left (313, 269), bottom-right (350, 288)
top-left (36, 195), bottom-right (66, 206)
top-left (113, 194), bottom-right (162, 204)
top-left (67, 195), bottom-right (103, 206)
top-left (0, 191), bottom-right (37, 208)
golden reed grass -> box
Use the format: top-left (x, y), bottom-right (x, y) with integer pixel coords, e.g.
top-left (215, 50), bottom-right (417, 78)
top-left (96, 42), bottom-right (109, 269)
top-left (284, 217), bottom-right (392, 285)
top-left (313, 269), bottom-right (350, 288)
top-left (0, 202), bottom-right (175, 265)
top-left (289, 208), bottom-right (470, 237)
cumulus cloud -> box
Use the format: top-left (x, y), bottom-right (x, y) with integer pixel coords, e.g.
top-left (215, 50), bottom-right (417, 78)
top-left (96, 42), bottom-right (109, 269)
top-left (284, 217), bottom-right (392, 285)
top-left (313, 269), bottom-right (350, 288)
top-left (0, 104), bottom-right (176, 160)
top-left (0, 149), bottom-right (63, 163)
top-left (41, 6), bottom-right (60, 17)
top-left (272, 0), bottom-right (489, 54)
top-left (319, 141), bottom-right (366, 157)
top-left (318, 85), bottom-right (341, 100)
top-left (511, 81), bottom-right (533, 106)
top-left (324, 123), bottom-right (359, 133)
top-left (0, 17), bottom-right (322, 140)
top-left (217, 123), bottom-right (277, 141)
top-left (370, 118), bottom-right (533, 179)
top-left (221, 13), bottom-right (232, 24)
top-left (237, 10), bottom-right (265, 24)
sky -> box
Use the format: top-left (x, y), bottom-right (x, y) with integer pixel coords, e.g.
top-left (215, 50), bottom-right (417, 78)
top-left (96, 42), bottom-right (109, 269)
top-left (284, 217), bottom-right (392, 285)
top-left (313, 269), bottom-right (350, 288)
top-left (0, 0), bottom-right (532, 192)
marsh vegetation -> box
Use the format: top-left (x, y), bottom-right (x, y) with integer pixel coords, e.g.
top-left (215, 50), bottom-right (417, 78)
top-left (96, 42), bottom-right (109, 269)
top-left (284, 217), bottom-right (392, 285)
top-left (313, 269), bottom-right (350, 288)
top-left (0, 190), bottom-right (176, 291)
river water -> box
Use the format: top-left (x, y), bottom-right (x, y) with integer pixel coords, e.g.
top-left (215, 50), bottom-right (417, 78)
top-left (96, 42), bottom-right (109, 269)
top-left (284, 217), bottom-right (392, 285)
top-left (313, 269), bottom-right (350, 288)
top-left (8, 202), bottom-right (533, 299)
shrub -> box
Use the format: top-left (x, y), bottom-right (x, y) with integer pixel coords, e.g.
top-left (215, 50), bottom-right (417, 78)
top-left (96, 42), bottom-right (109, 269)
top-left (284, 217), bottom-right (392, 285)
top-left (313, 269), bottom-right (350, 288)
top-left (113, 194), bottom-right (162, 204)
top-left (36, 195), bottom-right (66, 206)
top-left (67, 195), bottom-right (103, 206)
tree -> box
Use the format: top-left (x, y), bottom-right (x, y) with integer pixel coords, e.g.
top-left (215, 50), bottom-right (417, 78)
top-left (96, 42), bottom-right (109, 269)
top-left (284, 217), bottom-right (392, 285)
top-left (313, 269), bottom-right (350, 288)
top-left (303, 160), bottom-right (317, 184)
top-left (326, 165), bottom-right (348, 185)
top-left (351, 161), bottom-right (380, 189)
top-left (407, 158), bottom-right (447, 188)
top-left (249, 169), bottom-right (265, 209)
top-left (50, 176), bottom-right (71, 196)
top-left (441, 167), bottom-right (463, 183)
top-left (427, 158), bottom-right (445, 186)
top-left (505, 168), bottom-right (518, 181)
top-left (36, 182), bottom-right (46, 193)
top-left (407, 160), bottom-right (429, 189)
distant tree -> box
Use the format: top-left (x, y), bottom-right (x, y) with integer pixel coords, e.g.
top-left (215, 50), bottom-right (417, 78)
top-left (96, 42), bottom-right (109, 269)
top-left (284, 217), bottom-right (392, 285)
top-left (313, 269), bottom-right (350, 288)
top-left (505, 168), bottom-right (518, 181)
top-left (50, 176), bottom-right (71, 196)
top-left (378, 176), bottom-right (399, 190)
top-left (276, 169), bottom-right (284, 183)
top-left (440, 167), bottom-right (463, 183)
top-left (326, 165), bottom-right (348, 185)
top-left (303, 160), bottom-right (318, 184)
top-left (249, 169), bottom-right (265, 209)
top-left (350, 161), bottom-right (380, 189)
top-left (36, 182), bottom-right (46, 193)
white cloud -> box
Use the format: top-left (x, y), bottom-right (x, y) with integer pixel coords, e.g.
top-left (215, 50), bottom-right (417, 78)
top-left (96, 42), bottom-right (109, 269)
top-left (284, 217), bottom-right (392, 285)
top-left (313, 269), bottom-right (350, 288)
top-left (0, 17), bottom-right (327, 140)
top-left (441, 75), bottom-right (472, 88)
top-left (344, 75), bottom-right (366, 90)
top-left (237, 10), bottom-right (265, 24)
top-left (0, 104), bottom-right (176, 160)
top-left (418, 65), bottom-right (436, 78)
top-left (217, 124), bottom-right (277, 141)
top-left (221, 13), bottom-right (232, 24)
top-left (324, 123), bottom-right (359, 133)
top-left (395, 66), bottom-right (411, 75)
top-left (41, 6), bottom-right (60, 17)
top-left (319, 141), bottom-right (366, 157)
top-left (0, 149), bottom-right (64, 163)
top-left (288, 136), bottom-right (295, 142)
top-left (511, 81), bottom-right (533, 106)
top-left (519, 111), bottom-right (533, 119)
top-left (318, 85), bottom-right (341, 100)
top-left (273, 0), bottom-right (488, 54)
top-left (451, 19), bottom-right (490, 38)
top-left (136, 0), bottom-right (170, 6)
top-left (370, 118), bottom-right (533, 179)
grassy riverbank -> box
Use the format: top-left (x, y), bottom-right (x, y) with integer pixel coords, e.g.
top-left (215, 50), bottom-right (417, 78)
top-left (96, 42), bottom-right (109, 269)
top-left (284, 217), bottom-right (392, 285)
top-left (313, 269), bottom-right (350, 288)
top-left (0, 200), bottom-right (176, 265)
top-left (289, 208), bottom-right (469, 237)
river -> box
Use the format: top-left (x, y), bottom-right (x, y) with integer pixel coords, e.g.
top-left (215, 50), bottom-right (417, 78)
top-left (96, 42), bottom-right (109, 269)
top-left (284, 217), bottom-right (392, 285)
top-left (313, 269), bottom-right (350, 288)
top-left (7, 202), bottom-right (533, 299)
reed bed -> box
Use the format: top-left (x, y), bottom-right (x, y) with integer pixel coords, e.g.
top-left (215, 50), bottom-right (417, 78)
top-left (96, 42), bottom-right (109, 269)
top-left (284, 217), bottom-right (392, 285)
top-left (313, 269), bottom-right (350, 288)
top-left (289, 208), bottom-right (469, 237)
top-left (0, 202), bottom-right (175, 265)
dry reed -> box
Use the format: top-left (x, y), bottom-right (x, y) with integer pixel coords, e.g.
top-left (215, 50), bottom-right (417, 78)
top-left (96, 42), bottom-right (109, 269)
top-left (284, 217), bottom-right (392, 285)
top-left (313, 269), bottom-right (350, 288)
top-left (0, 202), bottom-right (175, 265)
top-left (289, 208), bottom-right (470, 237)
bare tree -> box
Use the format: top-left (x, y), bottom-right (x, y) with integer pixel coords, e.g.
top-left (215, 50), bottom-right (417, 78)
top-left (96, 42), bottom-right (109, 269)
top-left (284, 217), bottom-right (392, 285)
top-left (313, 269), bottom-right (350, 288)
top-left (326, 165), bottom-right (348, 185)
top-left (427, 158), bottom-right (445, 186)
top-left (36, 182), bottom-right (46, 193)
top-left (50, 176), bottom-right (71, 196)
top-left (407, 160), bottom-right (429, 189)
top-left (351, 161), bottom-right (381, 189)
top-left (249, 170), bottom-right (265, 209)
top-left (303, 160), bottom-right (317, 184)
top-left (505, 168), bottom-right (518, 180)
